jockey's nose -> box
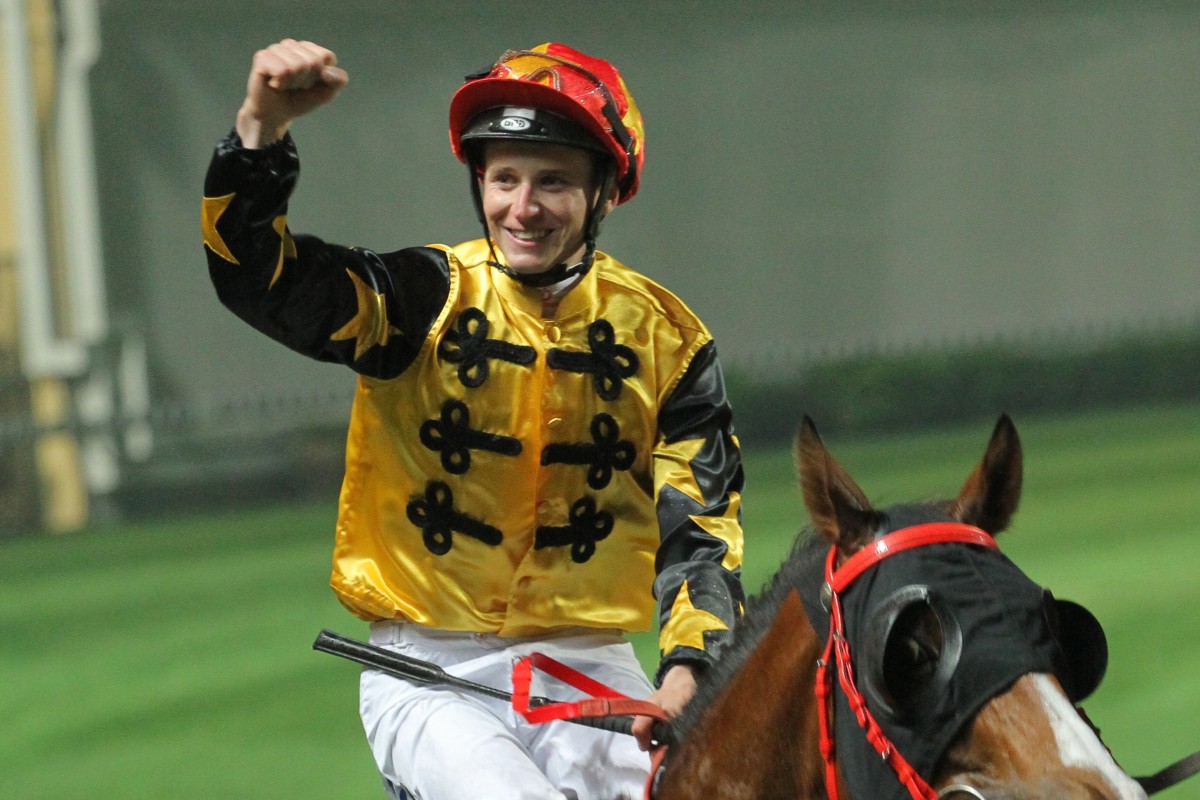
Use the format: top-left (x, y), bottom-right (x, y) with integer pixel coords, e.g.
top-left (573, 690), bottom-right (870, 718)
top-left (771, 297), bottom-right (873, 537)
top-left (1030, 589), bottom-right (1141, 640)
top-left (511, 183), bottom-right (540, 221)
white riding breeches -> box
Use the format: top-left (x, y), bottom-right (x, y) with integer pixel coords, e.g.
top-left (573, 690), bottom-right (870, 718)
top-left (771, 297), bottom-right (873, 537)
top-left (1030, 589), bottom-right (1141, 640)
top-left (359, 621), bottom-right (655, 800)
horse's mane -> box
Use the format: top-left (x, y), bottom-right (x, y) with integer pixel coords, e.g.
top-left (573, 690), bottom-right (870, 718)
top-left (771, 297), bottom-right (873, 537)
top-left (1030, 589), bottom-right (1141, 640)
top-left (670, 529), bottom-right (825, 740)
top-left (671, 500), bottom-right (955, 742)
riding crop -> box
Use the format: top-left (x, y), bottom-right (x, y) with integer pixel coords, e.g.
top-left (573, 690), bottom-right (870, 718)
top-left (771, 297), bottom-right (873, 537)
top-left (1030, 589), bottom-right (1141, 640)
top-left (313, 629), bottom-right (673, 743)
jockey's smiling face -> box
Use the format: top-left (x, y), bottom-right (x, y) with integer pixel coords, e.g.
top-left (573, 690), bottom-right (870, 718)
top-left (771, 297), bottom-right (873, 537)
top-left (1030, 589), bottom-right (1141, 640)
top-left (480, 140), bottom-right (616, 276)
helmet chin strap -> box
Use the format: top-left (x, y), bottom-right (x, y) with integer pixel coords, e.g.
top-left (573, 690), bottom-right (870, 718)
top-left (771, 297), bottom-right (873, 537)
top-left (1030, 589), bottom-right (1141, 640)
top-left (469, 162), bottom-right (613, 289)
top-left (488, 242), bottom-right (595, 288)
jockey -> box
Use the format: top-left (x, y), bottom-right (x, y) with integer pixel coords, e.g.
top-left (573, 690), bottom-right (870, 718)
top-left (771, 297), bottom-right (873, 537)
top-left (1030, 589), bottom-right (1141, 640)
top-left (202, 39), bottom-right (746, 800)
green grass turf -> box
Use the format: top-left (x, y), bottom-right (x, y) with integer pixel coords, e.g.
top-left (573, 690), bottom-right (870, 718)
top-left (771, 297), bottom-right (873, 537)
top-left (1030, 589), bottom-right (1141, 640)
top-left (2, 403), bottom-right (1198, 798)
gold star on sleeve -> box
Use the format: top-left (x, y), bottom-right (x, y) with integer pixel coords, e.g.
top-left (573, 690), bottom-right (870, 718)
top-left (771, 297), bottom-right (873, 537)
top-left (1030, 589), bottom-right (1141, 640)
top-left (269, 215), bottom-right (298, 289)
top-left (656, 438), bottom-right (707, 505)
top-left (690, 491), bottom-right (743, 571)
top-left (330, 269), bottom-right (402, 361)
top-left (201, 193), bottom-right (238, 264)
top-left (659, 579), bottom-right (729, 654)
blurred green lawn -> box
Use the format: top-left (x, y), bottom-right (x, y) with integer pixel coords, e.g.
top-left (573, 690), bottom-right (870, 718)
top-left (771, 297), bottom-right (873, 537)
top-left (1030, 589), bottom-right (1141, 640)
top-left (3, 404), bottom-right (1198, 799)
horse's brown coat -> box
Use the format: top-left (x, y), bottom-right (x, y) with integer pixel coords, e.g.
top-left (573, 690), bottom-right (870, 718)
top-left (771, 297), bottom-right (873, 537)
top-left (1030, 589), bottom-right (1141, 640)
top-left (655, 591), bottom-right (831, 800)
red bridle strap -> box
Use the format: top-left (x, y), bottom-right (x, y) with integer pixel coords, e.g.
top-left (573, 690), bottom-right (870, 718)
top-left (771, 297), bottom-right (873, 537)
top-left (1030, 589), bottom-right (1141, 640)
top-left (817, 523), bottom-right (999, 800)
top-left (829, 523), bottom-right (998, 593)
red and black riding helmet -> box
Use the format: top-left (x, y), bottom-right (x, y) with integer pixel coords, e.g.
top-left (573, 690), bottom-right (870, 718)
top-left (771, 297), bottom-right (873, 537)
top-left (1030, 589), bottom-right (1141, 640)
top-left (449, 42), bottom-right (645, 203)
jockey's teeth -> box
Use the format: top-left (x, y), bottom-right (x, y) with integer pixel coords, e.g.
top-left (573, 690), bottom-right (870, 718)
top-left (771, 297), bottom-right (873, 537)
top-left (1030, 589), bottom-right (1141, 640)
top-left (511, 230), bottom-right (549, 241)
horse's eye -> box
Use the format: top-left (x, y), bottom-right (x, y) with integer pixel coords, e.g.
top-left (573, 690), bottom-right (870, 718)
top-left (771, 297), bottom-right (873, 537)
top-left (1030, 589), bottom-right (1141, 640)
top-left (883, 601), bottom-right (944, 699)
top-left (862, 585), bottom-right (963, 722)
top-left (899, 635), bottom-right (939, 675)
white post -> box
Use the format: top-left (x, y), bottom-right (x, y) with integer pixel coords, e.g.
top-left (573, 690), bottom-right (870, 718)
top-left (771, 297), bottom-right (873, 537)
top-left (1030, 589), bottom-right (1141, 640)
top-left (56, 0), bottom-right (108, 346)
top-left (1, 0), bottom-right (87, 377)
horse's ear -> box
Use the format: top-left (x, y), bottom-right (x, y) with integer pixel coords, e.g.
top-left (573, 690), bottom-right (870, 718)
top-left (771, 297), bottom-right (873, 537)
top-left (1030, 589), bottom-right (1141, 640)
top-left (951, 414), bottom-right (1023, 535)
top-left (796, 416), bottom-right (877, 553)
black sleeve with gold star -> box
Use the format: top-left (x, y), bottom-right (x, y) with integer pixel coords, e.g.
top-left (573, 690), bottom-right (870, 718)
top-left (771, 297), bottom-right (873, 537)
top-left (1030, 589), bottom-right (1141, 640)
top-left (202, 131), bottom-right (450, 379)
top-left (652, 341), bottom-right (747, 684)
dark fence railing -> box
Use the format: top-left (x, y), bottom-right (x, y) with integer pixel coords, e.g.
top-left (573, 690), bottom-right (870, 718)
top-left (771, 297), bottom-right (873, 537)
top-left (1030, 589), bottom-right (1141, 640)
top-left (723, 317), bottom-right (1200, 445)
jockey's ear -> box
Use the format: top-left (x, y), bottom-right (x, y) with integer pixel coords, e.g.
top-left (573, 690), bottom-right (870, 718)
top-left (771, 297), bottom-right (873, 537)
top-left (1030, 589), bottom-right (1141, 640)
top-left (950, 414), bottom-right (1023, 535)
top-left (796, 416), bottom-right (877, 556)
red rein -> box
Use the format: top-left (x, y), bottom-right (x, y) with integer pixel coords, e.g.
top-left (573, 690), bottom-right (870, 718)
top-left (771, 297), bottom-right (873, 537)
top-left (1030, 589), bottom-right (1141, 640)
top-left (511, 651), bottom-right (669, 725)
top-left (817, 523), bottom-right (999, 800)
top-left (511, 651), bottom-right (671, 800)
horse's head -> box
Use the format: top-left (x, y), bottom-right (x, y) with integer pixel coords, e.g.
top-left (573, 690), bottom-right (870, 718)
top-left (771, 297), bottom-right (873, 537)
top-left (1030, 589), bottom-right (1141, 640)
top-left (796, 414), bottom-right (1143, 800)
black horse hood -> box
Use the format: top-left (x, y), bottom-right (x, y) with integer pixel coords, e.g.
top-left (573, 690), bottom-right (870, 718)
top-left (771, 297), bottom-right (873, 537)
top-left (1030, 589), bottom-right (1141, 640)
top-left (800, 539), bottom-right (1104, 800)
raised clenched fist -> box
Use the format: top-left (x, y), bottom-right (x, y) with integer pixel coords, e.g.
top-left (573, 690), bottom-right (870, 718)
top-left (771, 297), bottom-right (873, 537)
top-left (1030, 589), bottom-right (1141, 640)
top-left (236, 38), bottom-right (349, 148)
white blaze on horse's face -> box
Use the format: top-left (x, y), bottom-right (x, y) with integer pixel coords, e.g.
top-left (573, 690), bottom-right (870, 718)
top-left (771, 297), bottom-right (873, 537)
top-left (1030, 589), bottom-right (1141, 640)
top-left (1032, 673), bottom-right (1148, 800)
